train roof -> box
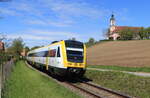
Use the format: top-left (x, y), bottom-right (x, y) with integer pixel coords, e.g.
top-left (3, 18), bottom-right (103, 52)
top-left (64, 40), bottom-right (83, 43)
top-left (27, 40), bottom-right (84, 54)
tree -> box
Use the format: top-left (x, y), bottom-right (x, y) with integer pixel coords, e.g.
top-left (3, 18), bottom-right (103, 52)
top-left (139, 27), bottom-right (145, 40)
top-left (69, 37), bottom-right (76, 41)
top-left (139, 27), bottom-right (150, 39)
top-left (30, 46), bottom-right (41, 50)
top-left (88, 38), bottom-right (95, 44)
top-left (8, 37), bottom-right (24, 55)
top-left (103, 28), bottom-right (110, 39)
top-left (145, 27), bottom-right (150, 39)
top-left (71, 37), bottom-right (76, 41)
top-left (24, 46), bottom-right (30, 53)
top-left (85, 37), bottom-right (96, 47)
top-left (118, 28), bottom-right (134, 40)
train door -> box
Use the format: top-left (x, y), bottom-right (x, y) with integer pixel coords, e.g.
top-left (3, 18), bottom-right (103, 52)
top-left (56, 47), bottom-right (61, 67)
top-left (47, 48), bottom-right (56, 68)
top-left (46, 48), bottom-right (50, 70)
top-left (53, 48), bottom-right (57, 67)
top-left (32, 56), bottom-right (34, 65)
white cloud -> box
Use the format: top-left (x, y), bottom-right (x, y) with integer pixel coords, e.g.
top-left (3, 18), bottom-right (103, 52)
top-left (7, 34), bottom-right (51, 40)
top-left (40, 0), bottom-right (109, 19)
top-left (0, 8), bottom-right (20, 16)
top-left (0, 0), bottom-right (113, 27)
top-left (0, 0), bottom-right (129, 28)
top-left (26, 20), bottom-right (47, 25)
top-left (7, 29), bottom-right (80, 41)
top-left (26, 19), bottom-right (73, 27)
top-left (7, 29), bottom-right (82, 47)
top-left (27, 29), bottom-right (80, 38)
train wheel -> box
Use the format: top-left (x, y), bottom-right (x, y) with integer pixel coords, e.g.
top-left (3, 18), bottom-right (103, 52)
top-left (48, 68), bottom-right (55, 75)
top-left (40, 65), bottom-right (44, 71)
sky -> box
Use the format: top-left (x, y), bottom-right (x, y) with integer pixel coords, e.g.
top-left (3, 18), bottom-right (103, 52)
top-left (0, 0), bottom-right (150, 47)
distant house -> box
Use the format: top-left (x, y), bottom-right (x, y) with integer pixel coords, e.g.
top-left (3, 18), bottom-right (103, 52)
top-left (108, 14), bottom-right (142, 40)
top-left (0, 41), bottom-right (5, 51)
top-left (21, 49), bottom-right (26, 56)
top-left (21, 48), bottom-right (28, 57)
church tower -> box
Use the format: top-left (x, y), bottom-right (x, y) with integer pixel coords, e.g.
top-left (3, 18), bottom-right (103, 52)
top-left (110, 14), bottom-right (115, 26)
top-left (109, 14), bottom-right (116, 34)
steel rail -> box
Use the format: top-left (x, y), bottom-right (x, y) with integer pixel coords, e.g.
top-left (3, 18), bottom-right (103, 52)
top-left (65, 82), bottom-right (103, 98)
top-left (85, 82), bottom-right (131, 98)
top-left (77, 79), bottom-right (132, 98)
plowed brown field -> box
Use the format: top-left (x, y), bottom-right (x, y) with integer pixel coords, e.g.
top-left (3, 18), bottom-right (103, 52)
top-left (87, 40), bottom-right (150, 67)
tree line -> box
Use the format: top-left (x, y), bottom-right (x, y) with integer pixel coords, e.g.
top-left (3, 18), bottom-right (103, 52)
top-left (0, 33), bottom-right (28, 62)
top-left (115, 27), bottom-right (150, 40)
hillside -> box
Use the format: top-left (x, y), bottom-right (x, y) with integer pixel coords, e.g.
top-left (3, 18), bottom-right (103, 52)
top-left (87, 40), bottom-right (150, 67)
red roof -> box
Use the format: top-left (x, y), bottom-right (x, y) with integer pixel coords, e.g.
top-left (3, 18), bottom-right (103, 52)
top-left (113, 26), bottom-right (142, 33)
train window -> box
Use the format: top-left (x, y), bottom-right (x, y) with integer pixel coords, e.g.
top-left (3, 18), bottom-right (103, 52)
top-left (38, 51), bottom-right (48, 57)
top-left (28, 53), bottom-right (34, 57)
top-left (67, 50), bottom-right (83, 56)
top-left (66, 50), bottom-right (83, 63)
top-left (43, 51), bottom-right (48, 57)
top-left (65, 40), bottom-right (84, 48)
top-left (28, 51), bottom-right (48, 57)
top-left (57, 47), bottom-right (60, 57)
top-left (47, 49), bottom-right (56, 57)
top-left (28, 54), bottom-right (31, 57)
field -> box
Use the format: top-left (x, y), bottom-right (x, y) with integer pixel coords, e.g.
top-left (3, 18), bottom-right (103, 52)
top-left (85, 70), bottom-right (150, 98)
top-left (87, 40), bottom-right (150, 67)
top-left (3, 61), bottom-right (81, 98)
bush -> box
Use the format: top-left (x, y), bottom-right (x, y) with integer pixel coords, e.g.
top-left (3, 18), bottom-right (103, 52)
top-left (0, 52), bottom-right (12, 65)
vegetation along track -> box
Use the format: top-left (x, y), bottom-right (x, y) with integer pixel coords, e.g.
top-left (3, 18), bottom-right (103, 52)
top-left (26, 61), bottom-right (132, 98)
top-left (66, 79), bottom-right (132, 98)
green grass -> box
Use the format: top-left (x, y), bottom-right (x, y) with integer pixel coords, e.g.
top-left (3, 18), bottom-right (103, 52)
top-left (88, 65), bottom-right (150, 73)
top-left (85, 70), bottom-right (150, 98)
top-left (3, 61), bottom-right (82, 98)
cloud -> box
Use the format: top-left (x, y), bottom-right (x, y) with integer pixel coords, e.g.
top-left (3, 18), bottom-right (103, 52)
top-left (26, 19), bottom-right (73, 27)
top-left (40, 0), bottom-right (110, 19)
top-left (7, 34), bottom-right (51, 40)
top-left (6, 29), bottom-right (82, 47)
top-left (0, 0), bottom-right (129, 28)
top-left (7, 29), bottom-right (80, 41)
top-left (26, 20), bottom-right (47, 25)
top-left (28, 29), bottom-right (80, 39)
top-left (0, 8), bottom-right (19, 16)
top-left (0, 0), bottom-right (112, 27)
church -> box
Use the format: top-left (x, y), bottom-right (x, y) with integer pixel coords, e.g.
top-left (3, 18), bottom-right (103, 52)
top-left (108, 14), bottom-right (142, 40)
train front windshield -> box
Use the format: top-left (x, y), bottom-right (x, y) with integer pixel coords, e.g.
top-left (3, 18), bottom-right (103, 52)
top-left (65, 40), bottom-right (84, 63)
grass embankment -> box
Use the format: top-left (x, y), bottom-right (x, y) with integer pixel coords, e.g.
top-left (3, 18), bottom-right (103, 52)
top-left (3, 61), bottom-right (81, 98)
top-left (85, 70), bottom-right (150, 98)
top-left (88, 65), bottom-right (150, 73)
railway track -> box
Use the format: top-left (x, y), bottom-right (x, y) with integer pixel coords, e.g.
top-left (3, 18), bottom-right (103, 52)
top-left (65, 82), bottom-right (103, 98)
top-left (25, 61), bottom-right (132, 98)
top-left (67, 79), bottom-right (132, 98)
